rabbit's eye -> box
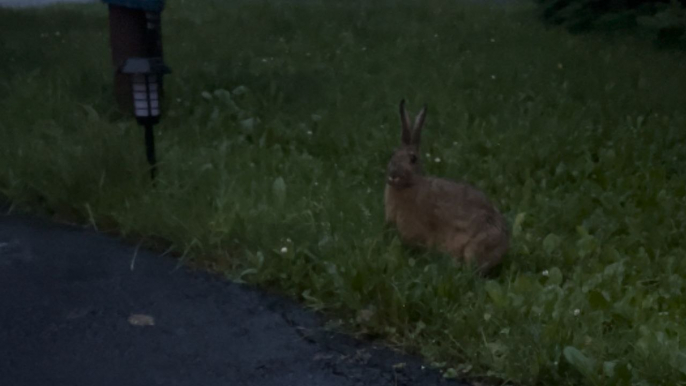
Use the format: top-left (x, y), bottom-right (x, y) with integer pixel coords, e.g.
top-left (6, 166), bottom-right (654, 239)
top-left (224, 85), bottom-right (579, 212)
top-left (409, 154), bottom-right (418, 164)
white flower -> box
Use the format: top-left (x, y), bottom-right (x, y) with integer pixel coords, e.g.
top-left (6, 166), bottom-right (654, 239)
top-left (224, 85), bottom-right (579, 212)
top-left (280, 247), bottom-right (288, 254)
top-left (286, 238), bottom-right (292, 243)
top-left (434, 157), bottom-right (441, 163)
top-left (573, 309), bottom-right (581, 316)
top-left (491, 75), bottom-right (497, 80)
top-left (542, 270), bottom-right (549, 277)
top-left (307, 130), bottom-right (313, 135)
top-left (425, 153), bottom-right (431, 158)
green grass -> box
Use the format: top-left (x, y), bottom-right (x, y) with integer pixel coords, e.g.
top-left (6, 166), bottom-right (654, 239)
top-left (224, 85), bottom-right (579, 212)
top-left (2, 0), bottom-right (686, 384)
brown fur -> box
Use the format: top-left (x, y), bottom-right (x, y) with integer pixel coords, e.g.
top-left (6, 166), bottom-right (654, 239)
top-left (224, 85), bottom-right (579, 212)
top-left (384, 100), bottom-right (510, 274)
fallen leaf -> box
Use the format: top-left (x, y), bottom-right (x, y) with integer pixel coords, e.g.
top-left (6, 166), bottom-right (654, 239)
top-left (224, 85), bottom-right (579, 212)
top-left (128, 314), bottom-right (155, 326)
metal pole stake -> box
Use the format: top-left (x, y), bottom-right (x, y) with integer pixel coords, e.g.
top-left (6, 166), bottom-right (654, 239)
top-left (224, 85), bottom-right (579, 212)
top-left (144, 122), bottom-right (157, 181)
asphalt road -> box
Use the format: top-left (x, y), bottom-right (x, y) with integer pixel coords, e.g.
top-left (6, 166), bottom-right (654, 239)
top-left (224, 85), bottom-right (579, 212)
top-left (0, 213), bottom-right (467, 386)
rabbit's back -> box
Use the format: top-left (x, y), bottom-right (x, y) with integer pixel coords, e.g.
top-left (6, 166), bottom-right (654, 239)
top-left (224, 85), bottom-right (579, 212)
top-left (428, 177), bottom-right (509, 270)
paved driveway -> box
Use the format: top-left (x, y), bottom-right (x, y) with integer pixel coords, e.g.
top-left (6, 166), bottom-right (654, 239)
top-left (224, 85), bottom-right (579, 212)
top-left (0, 213), bottom-right (466, 386)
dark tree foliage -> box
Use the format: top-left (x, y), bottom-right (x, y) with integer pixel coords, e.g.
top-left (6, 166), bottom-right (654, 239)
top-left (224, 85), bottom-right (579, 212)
top-left (535, 0), bottom-right (686, 47)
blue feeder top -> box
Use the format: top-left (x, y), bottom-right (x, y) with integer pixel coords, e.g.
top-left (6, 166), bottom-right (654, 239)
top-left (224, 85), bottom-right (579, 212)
top-left (101, 0), bottom-right (165, 12)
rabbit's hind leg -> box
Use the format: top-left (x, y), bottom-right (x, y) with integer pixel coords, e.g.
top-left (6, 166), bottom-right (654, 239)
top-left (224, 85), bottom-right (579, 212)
top-left (463, 227), bottom-right (507, 275)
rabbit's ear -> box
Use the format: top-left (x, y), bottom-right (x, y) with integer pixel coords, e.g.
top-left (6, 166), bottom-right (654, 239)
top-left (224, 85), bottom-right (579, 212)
top-left (399, 99), bottom-right (412, 146)
top-left (411, 104), bottom-right (427, 146)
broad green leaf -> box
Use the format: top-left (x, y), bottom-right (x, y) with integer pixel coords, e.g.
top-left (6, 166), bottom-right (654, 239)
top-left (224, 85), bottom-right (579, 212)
top-left (547, 267), bottom-right (563, 286)
top-left (485, 280), bottom-right (506, 307)
top-left (272, 177), bottom-right (287, 206)
top-left (81, 104), bottom-right (99, 121)
top-left (512, 212), bottom-right (526, 237)
top-left (673, 351), bottom-right (686, 376)
top-left (443, 368), bottom-right (458, 379)
top-left (232, 85), bottom-right (249, 95)
top-left (543, 233), bottom-right (562, 254)
top-left (240, 118), bottom-right (255, 133)
top-left (603, 361), bottom-right (616, 378)
top-left (563, 346), bottom-right (596, 377)
top-left (514, 274), bottom-right (538, 292)
top-left (576, 225), bottom-right (589, 237)
top-left (577, 234), bottom-right (597, 258)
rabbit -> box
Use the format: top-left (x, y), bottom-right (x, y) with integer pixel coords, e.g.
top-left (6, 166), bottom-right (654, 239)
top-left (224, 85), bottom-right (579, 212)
top-left (384, 100), bottom-right (510, 274)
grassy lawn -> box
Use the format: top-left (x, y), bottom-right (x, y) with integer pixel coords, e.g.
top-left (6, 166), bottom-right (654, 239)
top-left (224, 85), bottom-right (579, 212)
top-left (2, 0), bottom-right (686, 384)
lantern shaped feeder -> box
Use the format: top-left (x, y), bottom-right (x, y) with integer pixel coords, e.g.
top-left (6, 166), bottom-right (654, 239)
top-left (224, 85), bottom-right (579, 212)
top-left (119, 57), bottom-right (171, 181)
